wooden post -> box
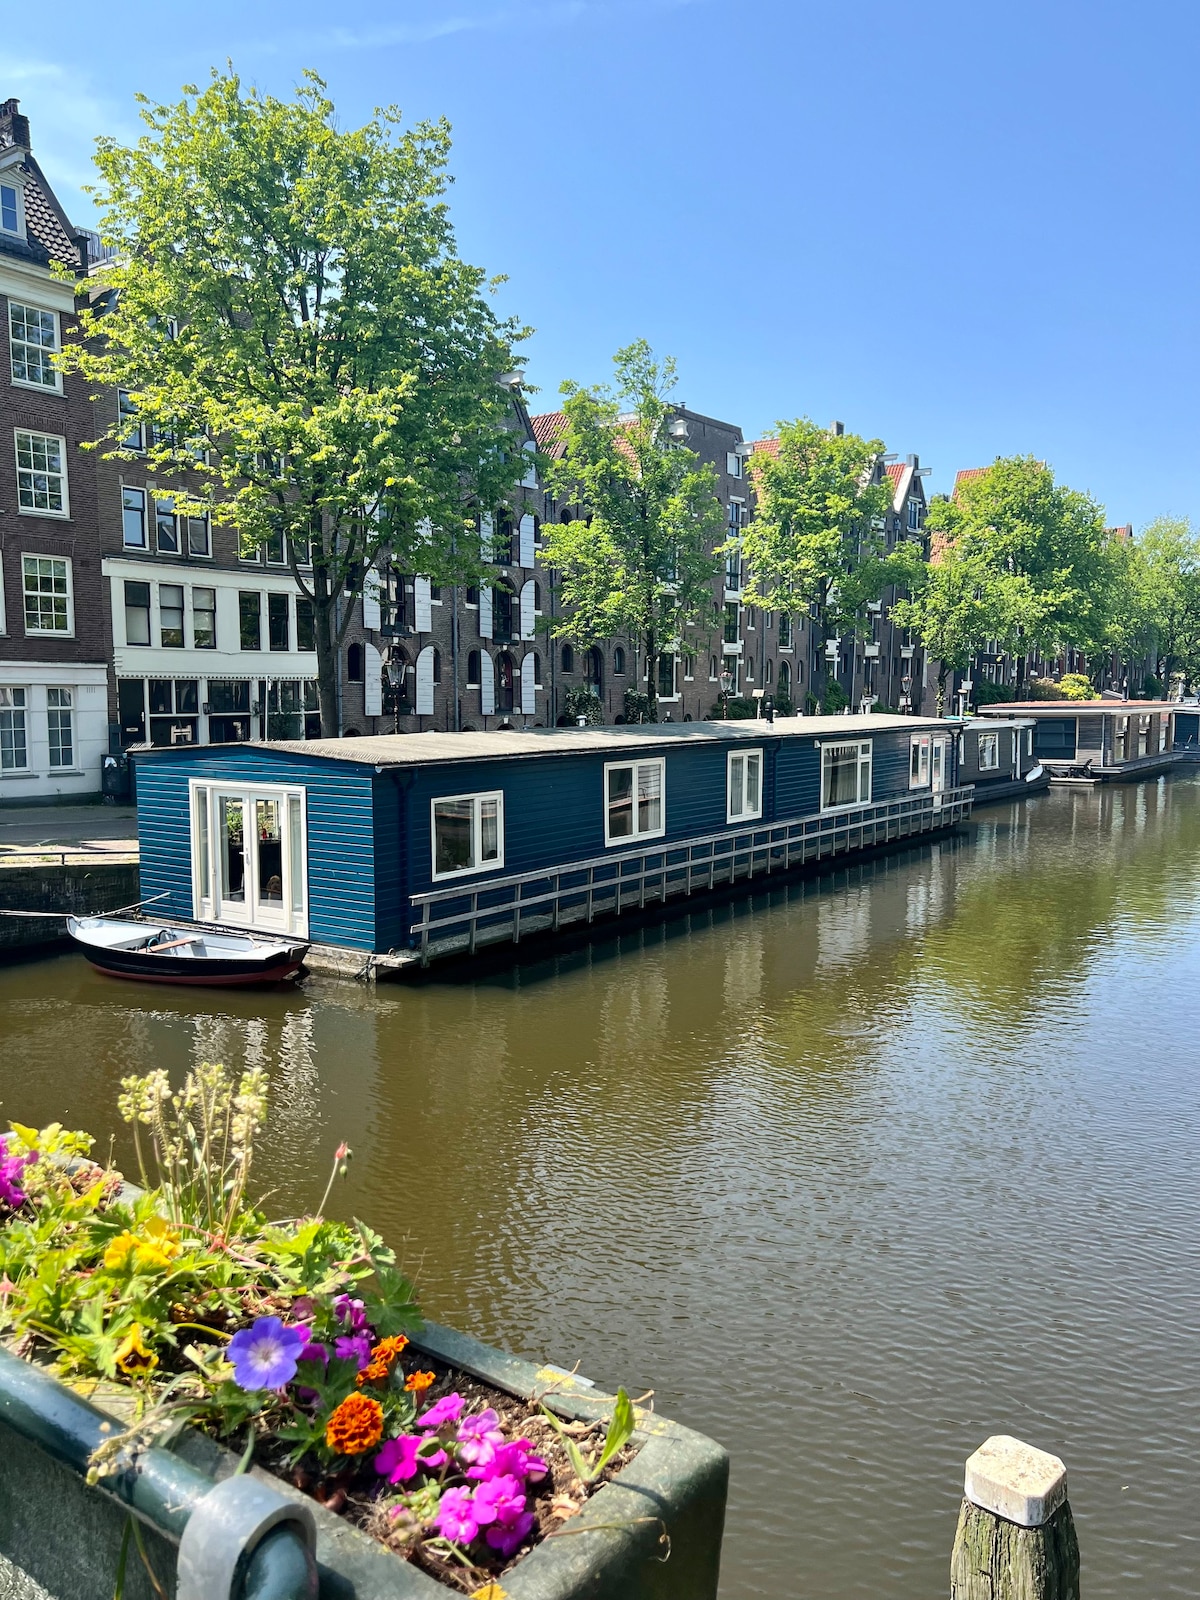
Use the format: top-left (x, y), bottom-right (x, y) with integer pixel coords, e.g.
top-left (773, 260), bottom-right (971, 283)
top-left (950, 1435), bottom-right (1080, 1600)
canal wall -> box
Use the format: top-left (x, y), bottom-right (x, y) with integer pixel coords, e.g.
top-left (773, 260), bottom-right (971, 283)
top-left (0, 861), bottom-right (141, 954)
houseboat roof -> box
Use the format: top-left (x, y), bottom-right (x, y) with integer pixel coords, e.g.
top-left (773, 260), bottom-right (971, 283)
top-left (977, 700), bottom-right (1172, 715)
top-left (133, 713), bottom-right (955, 771)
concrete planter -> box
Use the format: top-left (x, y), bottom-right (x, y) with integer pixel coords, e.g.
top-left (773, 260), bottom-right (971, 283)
top-left (0, 1320), bottom-right (728, 1600)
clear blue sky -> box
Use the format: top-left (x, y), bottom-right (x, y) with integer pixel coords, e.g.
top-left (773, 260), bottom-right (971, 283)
top-left (4, 0), bottom-right (1196, 524)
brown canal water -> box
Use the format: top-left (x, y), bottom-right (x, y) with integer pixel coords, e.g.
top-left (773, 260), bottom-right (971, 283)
top-left (1, 777), bottom-right (1198, 1598)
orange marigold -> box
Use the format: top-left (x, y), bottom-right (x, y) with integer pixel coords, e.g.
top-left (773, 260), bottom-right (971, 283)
top-left (404, 1369), bottom-right (435, 1394)
top-left (354, 1335), bottom-right (411, 1388)
top-left (324, 1393), bottom-right (384, 1455)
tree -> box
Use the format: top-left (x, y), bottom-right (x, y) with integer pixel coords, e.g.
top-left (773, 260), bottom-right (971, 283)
top-left (929, 457), bottom-right (1111, 685)
top-left (890, 540), bottom-right (1036, 713)
top-left (537, 342), bottom-right (725, 719)
top-left (1124, 518), bottom-right (1200, 694)
top-left (64, 69), bottom-right (526, 734)
top-left (739, 418), bottom-right (923, 645)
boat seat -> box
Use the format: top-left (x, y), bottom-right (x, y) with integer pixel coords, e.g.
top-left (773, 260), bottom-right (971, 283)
top-left (148, 936), bottom-right (201, 953)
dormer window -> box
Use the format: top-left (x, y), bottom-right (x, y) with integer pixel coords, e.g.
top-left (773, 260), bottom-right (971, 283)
top-left (0, 183), bottom-right (20, 236)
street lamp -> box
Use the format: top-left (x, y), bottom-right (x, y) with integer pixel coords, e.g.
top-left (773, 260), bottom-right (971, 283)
top-left (720, 667), bottom-right (733, 719)
top-left (496, 369), bottom-right (525, 391)
top-left (667, 416), bottom-right (689, 444)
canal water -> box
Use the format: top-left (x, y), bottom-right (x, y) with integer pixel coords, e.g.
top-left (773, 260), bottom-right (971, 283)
top-left (1, 778), bottom-right (1198, 1598)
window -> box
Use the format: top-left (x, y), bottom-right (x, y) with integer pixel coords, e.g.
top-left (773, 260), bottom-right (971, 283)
top-left (265, 528), bottom-right (286, 565)
top-left (9, 303), bottom-right (60, 390)
top-left (746, 655), bottom-right (755, 681)
top-left (155, 497), bottom-right (180, 554)
top-left (432, 791), bottom-right (504, 879)
top-left (907, 499), bottom-right (921, 532)
top-left (124, 580), bottom-right (151, 645)
top-left (118, 390), bottom-right (144, 451)
top-left (15, 431), bottom-right (67, 515)
top-left (765, 659), bottom-right (773, 685)
top-left (296, 597), bottom-right (314, 651)
top-left (710, 655), bottom-right (719, 681)
top-left (978, 731), bottom-right (999, 771)
top-left (727, 499), bottom-right (744, 532)
top-left (122, 486), bottom-right (147, 548)
top-left (239, 534), bottom-right (262, 565)
top-left (46, 687), bottom-right (73, 768)
top-left (604, 758), bottom-right (665, 845)
top-left (159, 583), bottom-right (184, 647)
top-left (239, 592), bottom-right (261, 650)
top-left (0, 687), bottom-right (28, 770)
top-left (467, 650), bottom-right (481, 687)
top-left (778, 660), bottom-right (791, 699)
top-left (724, 602), bottom-right (739, 645)
top-left (268, 593), bottom-right (290, 651)
top-left (561, 644), bottom-right (574, 672)
top-left (23, 556), bottom-right (71, 634)
top-left (822, 741), bottom-right (872, 810)
top-left (466, 586), bottom-right (479, 608)
top-left (187, 514), bottom-right (210, 557)
top-left (910, 734), bottom-right (931, 787)
top-left (728, 749), bottom-right (763, 822)
top-left (658, 654), bottom-right (676, 699)
top-left (534, 581), bottom-right (543, 614)
top-left (0, 184), bottom-right (19, 235)
top-left (726, 451), bottom-right (742, 478)
top-left (725, 549), bottom-right (742, 592)
top-left (613, 646), bottom-right (626, 675)
top-left (778, 614), bottom-right (792, 649)
top-left (193, 587), bottom-right (216, 649)
top-left (347, 643), bottom-right (364, 681)
top-left (430, 647), bottom-right (442, 684)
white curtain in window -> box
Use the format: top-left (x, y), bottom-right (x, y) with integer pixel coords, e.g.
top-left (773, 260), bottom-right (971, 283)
top-left (480, 651), bottom-right (495, 715)
top-left (414, 577), bottom-right (432, 632)
top-left (415, 645), bottom-right (436, 714)
top-left (364, 643), bottom-right (383, 716)
top-left (362, 565), bottom-right (382, 630)
top-left (478, 586), bottom-right (493, 640)
top-left (519, 581), bottom-right (536, 640)
top-left (521, 652), bottom-right (537, 714)
top-left (521, 441), bottom-right (538, 489)
top-left (519, 514), bottom-right (535, 568)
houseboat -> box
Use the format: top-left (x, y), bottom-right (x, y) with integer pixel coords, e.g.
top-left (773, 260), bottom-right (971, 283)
top-left (975, 701), bottom-right (1179, 784)
top-left (128, 715), bottom-right (973, 972)
top-left (955, 716), bottom-right (1048, 804)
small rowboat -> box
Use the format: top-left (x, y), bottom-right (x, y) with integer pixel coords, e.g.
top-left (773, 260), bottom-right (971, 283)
top-left (66, 916), bottom-right (308, 987)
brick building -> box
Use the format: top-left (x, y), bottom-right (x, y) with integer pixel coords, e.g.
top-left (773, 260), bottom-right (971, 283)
top-left (0, 99), bottom-right (108, 801)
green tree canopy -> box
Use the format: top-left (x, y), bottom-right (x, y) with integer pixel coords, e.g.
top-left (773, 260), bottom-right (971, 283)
top-left (537, 341), bottom-right (725, 718)
top-left (63, 69), bottom-right (527, 733)
top-left (1122, 518), bottom-right (1200, 693)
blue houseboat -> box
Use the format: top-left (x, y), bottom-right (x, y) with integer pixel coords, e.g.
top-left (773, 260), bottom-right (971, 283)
top-left (976, 700), bottom-right (1180, 784)
top-left (130, 715), bottom-right (972, 972)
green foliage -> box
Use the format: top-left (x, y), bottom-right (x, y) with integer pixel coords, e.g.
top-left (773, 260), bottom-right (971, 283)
top-left (1028, 678), bottom-right (1065, 700)
top-left (541, 1387), bottom-right (636, 1484)
top-left (709, 696), bottom-right (757, 720)
top-left (804, 692), bottom-right (820, 716)
top-left (772, 694), bottom-right (794, 716)
top-left (1115, 518), bottom-right (1200, 693)
top-left (562, 686), bottom-right (605, 725)
top-left (740, 419), bottom-right (920, 633)
top-left (538, 342), bottom-right (725, 714)
top-left (1057, 673), bottom-right (1097, 700)
top-left (821, 681), bottom-right (849, 715)
top-left (622, 688), bottom-right (654, 724)
top-left (61, 69), bottom-right (526, 734)
top-left (1142, 674), bottom-right (1163, 698)
top-left (971, 681), bottom-right (1017, 705)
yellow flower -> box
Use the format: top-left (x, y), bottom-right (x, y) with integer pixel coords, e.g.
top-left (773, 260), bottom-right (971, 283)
top-left (103, 1218), bottom-right (180, 1273)
top-left (114, 1323), bottom-right (158, 1375)
top-left (103, 1232), bottom-right (139, 1270)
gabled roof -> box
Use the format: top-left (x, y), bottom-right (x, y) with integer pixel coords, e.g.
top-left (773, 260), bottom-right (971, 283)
top-left (749, 437), bottom-right (780, 457)
top-left (1107, 524), bottom-right (1133, 542)
top-left (530, 412), bottom-right (568, 456)
top-left (953, 467), bottom-right (989, 494)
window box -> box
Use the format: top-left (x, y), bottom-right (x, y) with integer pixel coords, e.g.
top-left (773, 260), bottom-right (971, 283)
top-left (432, 791), bottom-right (504, 880)
top-left (821, 740), bottom-right (872, 810)
top-left (605, 758), bottom-right (665, 845)
top-left (727, 748), bottom-right (763, 822)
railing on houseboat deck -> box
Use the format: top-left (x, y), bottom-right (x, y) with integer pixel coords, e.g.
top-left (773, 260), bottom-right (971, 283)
top-left (409, 784), bottom-right (974, 966)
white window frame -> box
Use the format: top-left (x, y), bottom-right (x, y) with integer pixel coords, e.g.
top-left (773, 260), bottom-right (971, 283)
top-left (603, 757), bottom-right (666, 846)
top-left (910, 733), bottom-right (931, 788)
top-left (978, 731), bottom-right (999, 771)
top-left (22, 554), bottom-right (73, 636)
top-left (0, 686), bottom-right (29, 771)
top-left (189, 778), bottom-right (309, 937)
top-left (0, 181), bottom-right (24, 238)
top-left (430, 789), bottom-right (505, 881)
top-left (727, 748), bottom-right (763, 823)
top-left (14, 430), bottom-right (69, 517)
top-left (9, 302), bottom-right (62, 393)
top-left (46, 686), bottom-right (74, 770)
top-left (821, 740), bottom-right (872, 812)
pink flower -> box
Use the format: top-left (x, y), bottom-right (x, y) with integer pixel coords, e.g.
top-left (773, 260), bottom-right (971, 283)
top-left (471, 1473), bottom-right (526, 1526)
top-left (457, 1407), bottom-right (505, 1476)
top-left (417, 1393), bottom-right (465, 1431)
top-left (374, 1435), bottom-right (424, 1484)
top-left (335, 1332), bottom-right (372, 1369)
top-left (0, 1139), bottom-right (36, 1210)
top-left (488, 1440), bottom-right (549, 1483)
top-left (334, 1294), bottom-right (369, 1331)
top-left (485, 1510), bottom-right (536, 1557)
top-left (434, 1486), bottom-right (479, 1544)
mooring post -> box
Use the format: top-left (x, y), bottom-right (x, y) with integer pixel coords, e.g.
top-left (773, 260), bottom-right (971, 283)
top-left (949, 1434), bottom-right (1081, 1600)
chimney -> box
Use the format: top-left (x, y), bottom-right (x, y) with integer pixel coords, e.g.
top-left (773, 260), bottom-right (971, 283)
top-left (0, 98), bottom-right (31, 151)
top-left (830, 420), bottom-right (844, 436)
top-left (906, 453), bottom-right (918, 468)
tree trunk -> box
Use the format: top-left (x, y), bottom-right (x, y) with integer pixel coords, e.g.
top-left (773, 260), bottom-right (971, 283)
top-left (645, 631), bottom-right (658, 722)
top-left (312, 561), bottom-right (340, 737)
top-left (936, 666), bottom-right (949, 716)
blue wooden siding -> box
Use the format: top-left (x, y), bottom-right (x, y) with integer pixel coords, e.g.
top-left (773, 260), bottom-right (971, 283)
top-left (133, 748), bottom-right (380, 950)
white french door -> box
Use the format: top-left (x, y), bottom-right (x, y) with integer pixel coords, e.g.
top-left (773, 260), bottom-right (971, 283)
top-left (931, 738), bottom-right (948, 808)
top-left (190, 781), bottom-right (308, 937)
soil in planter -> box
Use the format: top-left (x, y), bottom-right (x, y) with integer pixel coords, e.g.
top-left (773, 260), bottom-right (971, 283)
top-left (254, 1359), bottom-right (641, 1595)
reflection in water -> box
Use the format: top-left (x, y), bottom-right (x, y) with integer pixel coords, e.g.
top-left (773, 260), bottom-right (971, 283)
top-left (2, 779), bottom-right (1200, 1598)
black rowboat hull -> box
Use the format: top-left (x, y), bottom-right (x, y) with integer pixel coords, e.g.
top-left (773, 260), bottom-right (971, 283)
top-left (77, 944), bottom-right (307, 987)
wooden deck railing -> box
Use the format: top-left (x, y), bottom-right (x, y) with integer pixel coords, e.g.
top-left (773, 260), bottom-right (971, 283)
top-left (408, 784), bottom-right (974, 966)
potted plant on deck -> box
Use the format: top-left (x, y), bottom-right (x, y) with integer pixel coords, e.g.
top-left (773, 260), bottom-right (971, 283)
top-left (0, 1068), bottom-right (727, 1599)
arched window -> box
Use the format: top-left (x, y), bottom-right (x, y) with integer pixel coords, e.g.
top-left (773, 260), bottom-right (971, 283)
top-left (585, 647), bottom-right (603, 696)
top-left (561, 643), bottom-right (574, 672)
top-left (467, 650), bottom-right (481, 687)
top-left (493, 580), bottom-right (516, 642)
top-left (347, 642), bottom-right (364, 682)
top-left (496, 650), bottom-right (516, 713)
top-left (534, 581), bottom-right (542, 613)
top-left (533, 653), bottom-right (543, 686)
top-left (765, 659), bottom-right (773, 684)
top-left (431, 647), bottom-right (441, 685)
top-left (778, 660), bottom-right (791, 698)
top-left (613, 646), bottom-right (626, 675)
top-left (559, 508), bottom-right (572, 523)
top-left (495, 510), bottom-right (514, 563)
top-left (710, 655), bottom-right (719, 680)
top-left (746, 655), bottom-right (755, 681)
top-left (532, 515), bottom-right (541, 547)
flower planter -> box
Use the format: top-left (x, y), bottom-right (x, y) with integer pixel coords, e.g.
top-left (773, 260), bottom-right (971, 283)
top-left (0, 1318), bottom-right (728, 1600)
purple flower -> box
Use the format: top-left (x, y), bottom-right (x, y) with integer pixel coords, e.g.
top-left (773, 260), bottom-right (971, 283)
top-left (334, 1332), bottom-right (373, 1370)
top-left (227, 1317), bottom-right (305, 1390)
top-left (334, 1294), bottom-right (369, 1331)
top-left (375, 1434), bottom-right (424, 1484)
top-left (0, 1139), bottom-right (36, 1210)
top-left (457, 1408), bottom-right (505, 1475)
top-left (299, 1339), bottom-right (328, 1365)
top-left (434, 1486), bottom-right (479, 1545)
top-left (485, 1509), bottom-right (536, 1557)
top-left (489, 1440), bottom-right (549, 1483)
top-left (471, 1473), bottom-right (526, 1527)
top-left (417, 1393), bottom-right (465, 1431)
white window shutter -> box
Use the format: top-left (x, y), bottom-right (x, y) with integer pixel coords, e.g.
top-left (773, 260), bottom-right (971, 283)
top-left (478, 586), bottom-right (493, 639)
top-left (414, 576), bottom-right (432, 632)
top-left (415, 645), bottom-right (435, 715)
top-left (522, 441), bottom-right (538, 489)
top-left (479, 513), bottom-right (494, 560)
top-left (480, 651), bottom-right (495, 715)
top-left (362, 565), bottom-right (382, 630)
top-left (521, 652), bottom-right (537, 714)
top-left (519, 514), bottom-right (535, 568)
top-left (363, 643), bottom-right (383, 716)
top-left (519, 581), bottom-right (536, 640)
